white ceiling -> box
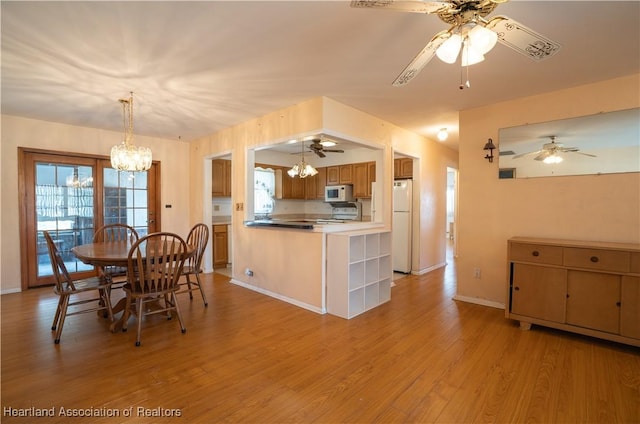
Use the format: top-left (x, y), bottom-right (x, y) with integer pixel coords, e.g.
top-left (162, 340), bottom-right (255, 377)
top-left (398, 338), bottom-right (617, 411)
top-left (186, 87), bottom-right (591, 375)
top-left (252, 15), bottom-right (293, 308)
top-left (2, 1), bottom-right (639, 151)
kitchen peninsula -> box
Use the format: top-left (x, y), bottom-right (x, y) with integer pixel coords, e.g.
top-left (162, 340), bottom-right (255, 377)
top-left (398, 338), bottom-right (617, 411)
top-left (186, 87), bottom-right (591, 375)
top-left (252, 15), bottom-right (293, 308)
top-left (240, 218), bottom-right (390, 319)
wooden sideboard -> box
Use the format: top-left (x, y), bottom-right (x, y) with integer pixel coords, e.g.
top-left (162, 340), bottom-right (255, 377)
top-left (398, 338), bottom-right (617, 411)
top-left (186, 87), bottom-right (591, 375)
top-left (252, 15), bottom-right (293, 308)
top-left (506, 237), bottom-right (640, 347)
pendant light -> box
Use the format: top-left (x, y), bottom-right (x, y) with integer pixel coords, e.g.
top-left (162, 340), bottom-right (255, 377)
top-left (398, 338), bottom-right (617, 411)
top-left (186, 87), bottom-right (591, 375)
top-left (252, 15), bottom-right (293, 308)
top-left (110, 92), bottom-right (152, 172)
top-left (288, 141), bottom-right (318, 178)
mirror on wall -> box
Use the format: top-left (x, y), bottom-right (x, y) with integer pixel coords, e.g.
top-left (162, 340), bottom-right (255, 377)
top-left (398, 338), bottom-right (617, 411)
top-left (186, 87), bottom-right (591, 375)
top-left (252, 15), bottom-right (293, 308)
top-left (498, 108), bottom-right (640, 178)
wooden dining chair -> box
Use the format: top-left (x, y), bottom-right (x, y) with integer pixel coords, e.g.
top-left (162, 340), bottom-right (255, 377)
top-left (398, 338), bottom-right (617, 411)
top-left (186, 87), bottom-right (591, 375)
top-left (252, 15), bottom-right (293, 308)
top-left (43, 231), bottom-right (114, 344)
top-left (92, 223), bottom-right (139, 283)
top-left (177, 223), bottom-right (210, 306)
top-left (121, 232), bottom-right (188, 346)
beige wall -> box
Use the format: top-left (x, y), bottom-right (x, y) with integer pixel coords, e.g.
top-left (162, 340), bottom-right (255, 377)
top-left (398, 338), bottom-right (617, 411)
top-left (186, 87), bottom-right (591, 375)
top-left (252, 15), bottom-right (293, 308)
top-left (456, 74), bottom-right (640, 307)
top-left (1, 115), bottom-right (191, 293)
top-left (189, 97), bottom-right (457, 308)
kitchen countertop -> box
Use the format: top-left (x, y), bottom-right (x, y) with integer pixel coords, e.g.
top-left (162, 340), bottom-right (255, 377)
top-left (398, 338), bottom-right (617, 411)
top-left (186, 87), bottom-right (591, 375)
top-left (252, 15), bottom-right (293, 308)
top-left (244, 219), bottom-right (383, 233)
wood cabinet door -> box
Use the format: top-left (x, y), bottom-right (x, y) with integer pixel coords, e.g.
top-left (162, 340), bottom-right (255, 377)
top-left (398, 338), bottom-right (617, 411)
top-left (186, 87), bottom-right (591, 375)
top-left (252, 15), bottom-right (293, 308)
top-left (339, 164), bottom-right (353, 184)
top-left (315, 167), bottom-right (326, 199)
top-left (352, 163), bottom-right (369, 198)
top-left (213, 225), bottom-right (228, 267)
top-left (326, 166), bottom-right (340, 185)
top-left (566, 270), bottom-right (620, 333)
top-left (621, 276), bottom-right (640, 339)
top-left (511, 263), bottom-right (567, 323)
top-left (212, 160), bottom-right (226, 197)
top-left (367, 162), bottom-right (376, 196)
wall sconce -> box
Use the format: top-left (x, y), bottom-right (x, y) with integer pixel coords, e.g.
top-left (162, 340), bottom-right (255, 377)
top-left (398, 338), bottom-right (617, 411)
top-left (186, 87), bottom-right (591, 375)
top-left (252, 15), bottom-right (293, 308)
top-left (483, 138), bottom-right (496, 163)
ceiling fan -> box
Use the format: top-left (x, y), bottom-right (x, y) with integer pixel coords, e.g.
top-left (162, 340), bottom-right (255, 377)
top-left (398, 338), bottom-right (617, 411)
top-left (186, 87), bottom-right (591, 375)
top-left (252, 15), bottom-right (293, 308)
top-left (512, 136), bottom-right (596, 164)
top-left (308, 138), bottom-right (345, 158)
top-left (350, 0), bottom-right (561, 87)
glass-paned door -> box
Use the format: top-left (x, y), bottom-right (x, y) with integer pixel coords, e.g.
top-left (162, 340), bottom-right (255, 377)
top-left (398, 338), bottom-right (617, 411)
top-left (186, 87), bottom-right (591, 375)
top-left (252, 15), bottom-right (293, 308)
top-left (35, 163), bottom-right (96, 278)
top-left (103, 167), bottom-right (150, 238)
top-left (20, 150), bottom-right (159, 289)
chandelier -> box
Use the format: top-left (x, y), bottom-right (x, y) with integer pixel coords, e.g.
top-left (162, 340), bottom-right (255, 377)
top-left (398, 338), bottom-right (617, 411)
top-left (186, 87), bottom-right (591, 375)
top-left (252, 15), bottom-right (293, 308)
top-left (288, 141), bottom-right (318, 179)
top-left (110, 92), bottom-right (152, 172)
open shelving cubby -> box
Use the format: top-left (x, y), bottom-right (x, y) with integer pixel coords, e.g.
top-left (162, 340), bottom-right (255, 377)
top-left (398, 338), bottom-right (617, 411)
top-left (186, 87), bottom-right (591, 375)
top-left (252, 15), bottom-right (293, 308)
top-left (327, 229), bottom-right (392, 319)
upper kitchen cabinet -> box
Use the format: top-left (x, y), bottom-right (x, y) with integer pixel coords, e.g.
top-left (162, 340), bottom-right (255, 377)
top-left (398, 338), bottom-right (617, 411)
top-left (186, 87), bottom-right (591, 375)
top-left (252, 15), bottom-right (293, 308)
top-left (305, 166), bottom-right (327, 200)
top-left (212, 159), bottom-right (232, 197)
top-left (394, 158), bottom-right (413, 179)
top-left (327, 164), bottom-right (353, 185)
top-left (353, 162), bottom-right (376, 199)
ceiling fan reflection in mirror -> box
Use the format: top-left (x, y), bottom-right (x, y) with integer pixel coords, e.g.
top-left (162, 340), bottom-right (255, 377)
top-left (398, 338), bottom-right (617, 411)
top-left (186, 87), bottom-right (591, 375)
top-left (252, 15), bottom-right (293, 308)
top-left (512, 136), bottom-right (597, 164)
top-left (350, 0), bottom-right (561, 88)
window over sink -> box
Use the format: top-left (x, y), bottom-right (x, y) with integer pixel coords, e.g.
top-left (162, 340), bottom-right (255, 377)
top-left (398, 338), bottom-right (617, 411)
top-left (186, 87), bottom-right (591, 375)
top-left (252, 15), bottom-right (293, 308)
top-left (254, 167), bottom-right (275, 218)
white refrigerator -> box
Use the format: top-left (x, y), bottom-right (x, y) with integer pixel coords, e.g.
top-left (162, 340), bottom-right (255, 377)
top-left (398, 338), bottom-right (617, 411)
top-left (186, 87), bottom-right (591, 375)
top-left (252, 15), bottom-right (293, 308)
top-left (393, 179), bottom-right (412, 273)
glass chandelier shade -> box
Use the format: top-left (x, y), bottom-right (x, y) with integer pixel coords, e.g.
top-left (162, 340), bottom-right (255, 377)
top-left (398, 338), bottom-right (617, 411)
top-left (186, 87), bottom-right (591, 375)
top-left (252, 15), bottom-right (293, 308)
top-left (110, 92), bottom-right (152, 172)
top-left (288, 160), bottom-right (318, 178)
top-left (288, 141), bottom-right (318, 178)
top-left (436, 24), bottom-right (498, 66)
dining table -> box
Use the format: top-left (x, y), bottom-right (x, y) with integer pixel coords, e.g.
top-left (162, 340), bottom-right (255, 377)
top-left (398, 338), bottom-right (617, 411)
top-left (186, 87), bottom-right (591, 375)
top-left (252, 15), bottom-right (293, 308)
top-left (71, 239), bottom-right (195, 331)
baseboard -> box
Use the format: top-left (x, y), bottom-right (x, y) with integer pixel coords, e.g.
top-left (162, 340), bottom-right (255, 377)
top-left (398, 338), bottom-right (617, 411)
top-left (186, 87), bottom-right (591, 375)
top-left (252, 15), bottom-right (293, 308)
top-left (1, 288), bottom-right (22, 295)
top-left (453, 294), bottom-right (505, 310)
top-left (229, 279), bottom-right (326, 315)
top-left (412, 261), bottom-right (446, 275)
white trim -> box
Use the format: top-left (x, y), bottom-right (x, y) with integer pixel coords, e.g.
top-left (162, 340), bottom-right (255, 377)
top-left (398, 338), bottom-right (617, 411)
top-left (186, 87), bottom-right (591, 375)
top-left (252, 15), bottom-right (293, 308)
top-left (229, 279), bottom-right (326, 315)
top-left (453, 294), bottom-right (505, 310)
top-left (1, 288), bottom-right (22, 295)
top-left (412, 261), bottom-right (446, 275)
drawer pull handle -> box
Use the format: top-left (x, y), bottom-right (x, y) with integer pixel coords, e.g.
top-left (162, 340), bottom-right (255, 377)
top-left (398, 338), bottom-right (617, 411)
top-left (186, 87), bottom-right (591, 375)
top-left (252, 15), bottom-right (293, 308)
top-left (590, 256), bottom-right (599, 263)
top-left (532, 250), bottom-right (540, 257)
top-left (616, 301), bottom-right (621, 307)
top-left (514, 286), bottom-right (520, 291)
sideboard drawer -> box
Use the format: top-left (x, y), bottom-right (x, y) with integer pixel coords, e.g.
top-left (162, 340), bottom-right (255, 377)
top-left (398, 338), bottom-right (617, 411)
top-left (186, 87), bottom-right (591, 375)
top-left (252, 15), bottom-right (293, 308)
top-left (564, 247), bottom-right (630, 273)
top-left (509, 242), bottom-right (563, 265)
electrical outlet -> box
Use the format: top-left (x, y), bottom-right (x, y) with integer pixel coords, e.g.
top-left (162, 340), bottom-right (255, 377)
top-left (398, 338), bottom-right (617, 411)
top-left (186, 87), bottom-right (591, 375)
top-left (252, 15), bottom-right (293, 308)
top-left (213, 205), bottom-right (220, 211)
top-left (245, 268), bottom-right (253, 277)
top-left (474, 268), bottom-right (481, 279)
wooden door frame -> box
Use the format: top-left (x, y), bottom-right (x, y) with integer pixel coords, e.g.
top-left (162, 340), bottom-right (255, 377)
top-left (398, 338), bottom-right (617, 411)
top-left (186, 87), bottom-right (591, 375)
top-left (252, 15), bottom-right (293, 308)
top-left (18, 148), bottom-right (161, 290)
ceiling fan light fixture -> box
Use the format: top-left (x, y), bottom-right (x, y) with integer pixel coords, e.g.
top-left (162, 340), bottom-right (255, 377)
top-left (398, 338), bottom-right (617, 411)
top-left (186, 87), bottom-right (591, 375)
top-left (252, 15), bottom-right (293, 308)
top-left (461, 40), bottom-right (485, 66)
top-left (320, 140), bottom-right (336, 147)
top-left (468, 24), bottom-right (498, 55)
top-left (543, 154), bottom-right (563, 164)
top-left (436, 33), bottom-right (462, 64)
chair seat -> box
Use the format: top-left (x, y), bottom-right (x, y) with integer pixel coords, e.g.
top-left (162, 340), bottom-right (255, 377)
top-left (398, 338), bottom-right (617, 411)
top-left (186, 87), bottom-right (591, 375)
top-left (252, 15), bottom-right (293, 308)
top-left (54, 276), bottom-right (112, 294)
top-left (181, 265), bottom-right (202, 275)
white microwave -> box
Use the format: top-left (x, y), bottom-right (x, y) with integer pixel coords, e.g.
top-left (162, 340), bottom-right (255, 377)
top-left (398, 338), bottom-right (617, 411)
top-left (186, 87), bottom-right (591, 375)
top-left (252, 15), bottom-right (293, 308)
top-left (325, 185), bottom-right (354, 202)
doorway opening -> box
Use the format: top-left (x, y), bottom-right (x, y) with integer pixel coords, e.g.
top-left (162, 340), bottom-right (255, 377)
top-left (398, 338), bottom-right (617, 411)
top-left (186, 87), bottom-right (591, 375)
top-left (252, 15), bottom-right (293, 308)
top-left (209, 154), bottom-right (233, 279)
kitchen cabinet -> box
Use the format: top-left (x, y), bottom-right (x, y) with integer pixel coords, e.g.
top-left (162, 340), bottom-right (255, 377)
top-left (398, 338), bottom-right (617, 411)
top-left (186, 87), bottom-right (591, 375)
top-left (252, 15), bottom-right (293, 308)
top-left (506, 237), bottom-right (640, 346)
top-left (327, 229), bottom-right (392, 319)
top-left (212, 159), bottom-right (231, 197)
top-left (353, 162), bottom-right (375, 198)
top-left (327, 164), bottom-right (353, 185)
top-left (305, 166), bottom-right (326, 200)
top-left (394, 158), bottom-right (413, 179)
top-left (326, 166), bottom-right (340, 185)
top-left (212, 225), bottom-right (228, 267)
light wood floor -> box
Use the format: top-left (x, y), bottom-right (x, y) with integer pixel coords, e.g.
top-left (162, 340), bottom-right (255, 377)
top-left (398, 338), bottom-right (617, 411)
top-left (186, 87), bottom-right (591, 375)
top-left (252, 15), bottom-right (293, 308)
top-left (2, 252), bottom-right (639, 423)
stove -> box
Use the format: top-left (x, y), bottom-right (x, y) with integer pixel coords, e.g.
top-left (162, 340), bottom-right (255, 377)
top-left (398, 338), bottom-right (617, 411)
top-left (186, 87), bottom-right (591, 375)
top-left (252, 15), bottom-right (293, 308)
top-left (324, 202), bottom-right (362, 223)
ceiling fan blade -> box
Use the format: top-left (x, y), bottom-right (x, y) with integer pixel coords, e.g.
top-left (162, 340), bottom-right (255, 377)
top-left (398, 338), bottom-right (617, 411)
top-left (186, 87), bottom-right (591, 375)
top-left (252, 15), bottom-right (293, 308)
top-left (392, 29), bottom-right (450, 87)
top-left (573, 151), bottom-right (597, 158)
top-left (323, 149), bottom-right (345, 153)
top-left (534, 151), bottom-right (551, 161)
top-left (485, 16), bottom-right (561, 61)
top-left (512, 149), bottom-right (542, 159)
top-left (314, 149), bottom-right (326, 158)
top-left (350, 0), bottom-right (452, 14)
